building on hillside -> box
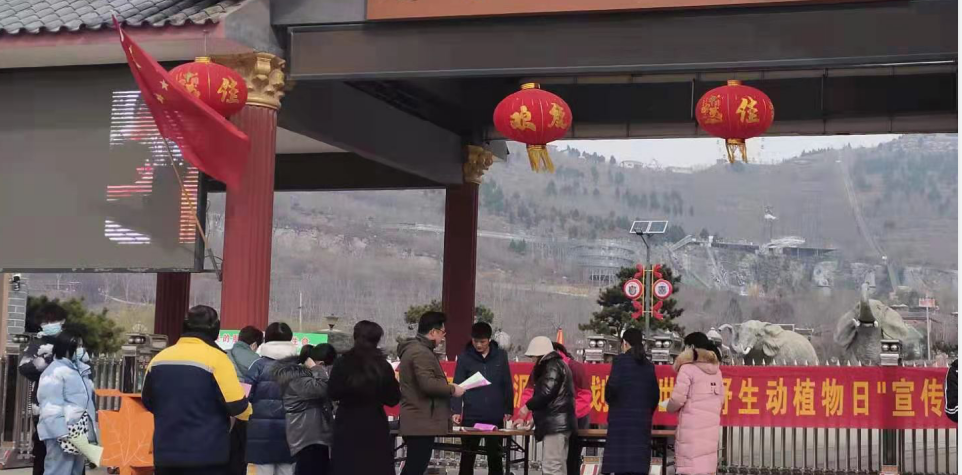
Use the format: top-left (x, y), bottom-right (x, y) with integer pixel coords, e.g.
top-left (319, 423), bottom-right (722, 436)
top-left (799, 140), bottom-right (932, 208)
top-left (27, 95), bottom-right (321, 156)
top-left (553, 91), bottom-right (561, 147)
top-left (571, 241), bottom-right (637, 285)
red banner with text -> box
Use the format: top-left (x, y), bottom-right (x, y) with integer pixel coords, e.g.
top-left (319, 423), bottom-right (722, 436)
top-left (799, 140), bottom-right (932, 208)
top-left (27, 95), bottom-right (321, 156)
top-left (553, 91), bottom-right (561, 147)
top-left (387, 362), bottom-right (952, 429)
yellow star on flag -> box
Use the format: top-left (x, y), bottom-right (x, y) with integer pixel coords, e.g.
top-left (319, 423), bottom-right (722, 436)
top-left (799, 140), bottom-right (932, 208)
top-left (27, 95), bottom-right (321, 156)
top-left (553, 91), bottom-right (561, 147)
top-left (160, 80), bottom-right (169, 90)
top-left (155, 93), bottom-right (165, 104)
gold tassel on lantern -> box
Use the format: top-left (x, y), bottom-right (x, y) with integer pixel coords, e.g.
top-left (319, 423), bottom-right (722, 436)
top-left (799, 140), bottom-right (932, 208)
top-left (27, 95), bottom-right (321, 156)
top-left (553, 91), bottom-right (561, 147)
top-left (527, 145), bottom-right (555, 172)
top-left (726, 138), bottom-right (749, 164)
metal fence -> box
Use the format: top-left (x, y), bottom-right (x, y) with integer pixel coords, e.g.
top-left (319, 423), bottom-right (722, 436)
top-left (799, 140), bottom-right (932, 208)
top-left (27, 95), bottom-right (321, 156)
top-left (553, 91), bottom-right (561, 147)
top-left (719, 426), bottom-right (957, 475)
top-left (719, 360), bottom-right (957, 475)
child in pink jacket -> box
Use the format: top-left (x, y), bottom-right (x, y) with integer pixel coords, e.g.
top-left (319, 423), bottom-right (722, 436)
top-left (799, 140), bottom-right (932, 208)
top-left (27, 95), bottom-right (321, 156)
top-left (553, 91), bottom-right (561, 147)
top-left (667, 332), bottom-right (724, 475)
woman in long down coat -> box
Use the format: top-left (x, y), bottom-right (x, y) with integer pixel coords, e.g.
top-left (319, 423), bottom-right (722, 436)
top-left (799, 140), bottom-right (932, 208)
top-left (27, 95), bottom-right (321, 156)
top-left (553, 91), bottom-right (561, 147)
top-left (601, 328), bottom-right (659, 475)
top-left (328, 321), bottom-right (401, 475)
top-left (667, 333), bottom-right (724, 475)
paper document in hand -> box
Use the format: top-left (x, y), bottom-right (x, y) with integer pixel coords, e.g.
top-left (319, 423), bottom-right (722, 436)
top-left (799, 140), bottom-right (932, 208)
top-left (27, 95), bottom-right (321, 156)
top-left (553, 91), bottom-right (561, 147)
top-left (459, 372), bottom-right (492, 390)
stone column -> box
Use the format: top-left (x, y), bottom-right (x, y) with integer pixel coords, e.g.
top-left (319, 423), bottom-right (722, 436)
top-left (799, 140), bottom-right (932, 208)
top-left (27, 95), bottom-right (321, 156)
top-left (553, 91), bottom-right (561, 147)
top-left (153, 273), bottom-right (191, 342)
top-left (215, 53), bottom-right (286, 331)
top-left (441, 146), bottom-right (494, 360)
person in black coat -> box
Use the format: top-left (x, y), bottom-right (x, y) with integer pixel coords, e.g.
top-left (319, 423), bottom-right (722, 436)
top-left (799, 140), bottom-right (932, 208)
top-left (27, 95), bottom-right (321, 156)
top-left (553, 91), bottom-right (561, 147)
top-left (19, 302), bottom-right (68, 475)
top-left (328, 321), bottom-right (401, 475)
top-left (517, 336), bottom-right (576, 475)
top-left (602, 328), bottom-right (659, 475)
top-left (246, 322), bottom-right (298, 475)
top-left (451, 322), bottom-right (514, 475)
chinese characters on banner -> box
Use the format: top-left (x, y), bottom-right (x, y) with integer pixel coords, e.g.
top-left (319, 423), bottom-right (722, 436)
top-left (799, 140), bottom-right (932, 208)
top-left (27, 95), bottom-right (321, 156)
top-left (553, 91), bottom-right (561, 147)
top-left (387, 362), bottom-right (951, 429)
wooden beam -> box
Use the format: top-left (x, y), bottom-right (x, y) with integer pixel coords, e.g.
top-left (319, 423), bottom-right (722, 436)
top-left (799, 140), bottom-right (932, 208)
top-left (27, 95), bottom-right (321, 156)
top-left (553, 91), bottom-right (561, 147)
top-left (205, 152), bottom-right (444, 192)
top-left (288, 0), bottom-right (956, 80)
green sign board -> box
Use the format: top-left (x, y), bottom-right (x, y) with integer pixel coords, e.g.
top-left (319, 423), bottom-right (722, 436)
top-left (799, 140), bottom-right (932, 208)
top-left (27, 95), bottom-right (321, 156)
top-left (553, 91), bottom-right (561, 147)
top-left (217, 330), bottom-right (328, 351)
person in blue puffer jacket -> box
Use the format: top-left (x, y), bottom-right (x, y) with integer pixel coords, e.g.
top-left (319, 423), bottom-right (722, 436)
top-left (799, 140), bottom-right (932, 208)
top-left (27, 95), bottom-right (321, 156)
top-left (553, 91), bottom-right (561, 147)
top-left (37, 325), bottom-right (100, 475)
top-left (246, 322), bottom-right (298, 475)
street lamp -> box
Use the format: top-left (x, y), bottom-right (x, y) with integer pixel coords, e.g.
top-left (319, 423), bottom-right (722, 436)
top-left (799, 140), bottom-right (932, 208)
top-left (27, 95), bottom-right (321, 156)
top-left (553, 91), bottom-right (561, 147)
top-left (629, 220), bottom-right (669, 339)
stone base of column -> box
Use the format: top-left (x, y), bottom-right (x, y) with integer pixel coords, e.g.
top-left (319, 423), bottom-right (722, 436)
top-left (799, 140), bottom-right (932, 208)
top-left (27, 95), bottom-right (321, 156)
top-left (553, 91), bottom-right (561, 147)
top-left (154, 272), bottom-right (191, 342)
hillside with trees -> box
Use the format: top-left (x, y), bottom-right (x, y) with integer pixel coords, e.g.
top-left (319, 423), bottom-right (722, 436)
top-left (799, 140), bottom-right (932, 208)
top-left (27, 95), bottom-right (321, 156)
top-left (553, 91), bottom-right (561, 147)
top-left (23, 134), bottom-right (958, 359)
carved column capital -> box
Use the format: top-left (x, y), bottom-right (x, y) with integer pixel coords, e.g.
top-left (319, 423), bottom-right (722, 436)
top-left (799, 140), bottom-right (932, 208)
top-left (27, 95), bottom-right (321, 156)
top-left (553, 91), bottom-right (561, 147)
top-left (214, 52), bottom-right (287, 110)
top-left (464, 145), bottom-right (494, 185)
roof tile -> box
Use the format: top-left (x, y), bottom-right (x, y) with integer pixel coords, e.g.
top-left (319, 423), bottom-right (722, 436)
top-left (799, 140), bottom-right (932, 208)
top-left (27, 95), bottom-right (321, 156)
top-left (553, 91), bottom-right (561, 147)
top-left (0, 0), bottom-right (244, 35)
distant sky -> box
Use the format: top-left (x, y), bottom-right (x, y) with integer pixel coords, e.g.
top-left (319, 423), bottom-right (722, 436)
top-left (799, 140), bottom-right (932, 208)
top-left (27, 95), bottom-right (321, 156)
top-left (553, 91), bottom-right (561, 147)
top-left (560, 135), bottom-right (901, 168)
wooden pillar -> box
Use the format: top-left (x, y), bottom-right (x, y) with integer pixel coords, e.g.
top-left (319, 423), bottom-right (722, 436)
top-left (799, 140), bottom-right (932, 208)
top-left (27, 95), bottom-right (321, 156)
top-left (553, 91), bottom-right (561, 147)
top-left (154, 272), bottom-right (191, 342)
top-left (215, 53), bottom-right (286, 331)
top-left (441, 146), bottom-right (493, 360)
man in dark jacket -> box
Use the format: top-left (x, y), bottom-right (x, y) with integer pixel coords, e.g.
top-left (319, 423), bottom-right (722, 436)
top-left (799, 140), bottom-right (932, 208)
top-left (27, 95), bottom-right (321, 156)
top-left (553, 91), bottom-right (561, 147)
top-left (517, 336), bottom-right (576, 475)
top-left (947, 359), bottom-right (958, 423)
top-left (452, 322), bottom-right (513, 475)
top-left (143, 305), bottom-right (252, 475)
top-left (18, 302), bottom-right (67, 475)
top-left (227, 325), bottom-right (263, 475)
top-left (246, 322), bottom-right (298, 475)
top-left (398, 312), bottom-right (466, 475)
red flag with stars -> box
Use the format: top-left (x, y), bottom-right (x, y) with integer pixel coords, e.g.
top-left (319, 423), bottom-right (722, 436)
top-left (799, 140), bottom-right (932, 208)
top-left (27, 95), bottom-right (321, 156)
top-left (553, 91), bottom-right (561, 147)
top-left (113, 18), bottom-right (249, 190)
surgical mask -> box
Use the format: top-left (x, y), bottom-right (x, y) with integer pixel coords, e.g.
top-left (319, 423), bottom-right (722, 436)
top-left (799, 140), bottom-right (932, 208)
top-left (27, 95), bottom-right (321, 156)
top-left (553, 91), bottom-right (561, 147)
top-left (74, 347), bottom-right (89, 363)
top-left (40, 322), bottom-right (63, 337)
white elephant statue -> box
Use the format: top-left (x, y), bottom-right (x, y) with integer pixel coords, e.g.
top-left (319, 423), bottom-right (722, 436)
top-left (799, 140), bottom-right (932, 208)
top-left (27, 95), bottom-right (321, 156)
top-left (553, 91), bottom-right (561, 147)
top-left (719, 320), bottom-right (819, 365)
top-left (834, 283), bottom-right (924, 364)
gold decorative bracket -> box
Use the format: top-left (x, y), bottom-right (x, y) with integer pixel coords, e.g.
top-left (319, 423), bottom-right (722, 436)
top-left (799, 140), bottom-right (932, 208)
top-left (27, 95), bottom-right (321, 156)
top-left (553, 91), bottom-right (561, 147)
top-left (464, 145), bottom-right (495, 185)
top-left (213, 52), bottom-right (287, 110)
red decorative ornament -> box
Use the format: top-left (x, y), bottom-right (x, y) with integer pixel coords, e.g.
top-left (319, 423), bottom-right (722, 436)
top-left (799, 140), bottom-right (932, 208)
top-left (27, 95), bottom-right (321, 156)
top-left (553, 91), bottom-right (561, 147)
top-left (695, 80), bottom-right (775, 163)
top-left (169, 57), bottom-right (248, 118)
top-left (493, 83), bottom-right (572, 172)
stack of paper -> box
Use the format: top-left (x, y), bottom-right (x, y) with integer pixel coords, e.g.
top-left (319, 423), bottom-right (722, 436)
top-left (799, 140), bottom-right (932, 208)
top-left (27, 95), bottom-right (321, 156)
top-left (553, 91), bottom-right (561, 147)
top-left (458, 372), bottom-right (491, 390)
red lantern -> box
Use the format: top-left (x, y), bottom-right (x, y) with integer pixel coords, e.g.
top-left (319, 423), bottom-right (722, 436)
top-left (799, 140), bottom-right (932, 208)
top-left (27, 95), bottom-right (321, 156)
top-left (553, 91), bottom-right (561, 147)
top-left (695, 80), bottom-right (774, 163)
top-left (169, 57), bottom-right (248, 118)
top-left (493, 83), bottom-right (572, 172)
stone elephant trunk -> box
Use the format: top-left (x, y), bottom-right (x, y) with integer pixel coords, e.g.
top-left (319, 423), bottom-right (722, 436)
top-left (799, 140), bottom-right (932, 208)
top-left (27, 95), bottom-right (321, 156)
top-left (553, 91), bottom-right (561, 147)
top-left (834, 283), bottom-right (924, 364)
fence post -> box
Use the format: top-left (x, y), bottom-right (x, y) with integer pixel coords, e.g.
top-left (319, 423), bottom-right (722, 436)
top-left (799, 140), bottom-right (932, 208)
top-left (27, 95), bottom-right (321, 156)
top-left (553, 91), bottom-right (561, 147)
top-left (0, 336), bottom-right (32, 469)
top-left (880, 339), bottom-right (902, 474)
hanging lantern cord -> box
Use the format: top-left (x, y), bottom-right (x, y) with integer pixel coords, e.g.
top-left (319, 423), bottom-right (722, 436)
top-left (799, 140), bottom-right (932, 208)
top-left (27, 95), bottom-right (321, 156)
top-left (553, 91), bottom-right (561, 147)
top-left (726, 138), bottom-right (748, 164)
top-left (527, 145), bottom-right (555, 173)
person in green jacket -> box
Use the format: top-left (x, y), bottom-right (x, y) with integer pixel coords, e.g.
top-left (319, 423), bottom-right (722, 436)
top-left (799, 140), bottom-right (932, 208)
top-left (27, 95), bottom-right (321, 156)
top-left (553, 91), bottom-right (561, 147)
top-left (226, 325), bottom-right (263, 475)
top-left (228, 326), bottom-right (264, 379)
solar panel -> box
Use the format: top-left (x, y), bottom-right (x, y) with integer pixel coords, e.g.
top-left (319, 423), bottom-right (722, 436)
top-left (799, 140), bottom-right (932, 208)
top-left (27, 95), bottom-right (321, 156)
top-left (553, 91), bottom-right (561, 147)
top-left (629, 220), bottom-right (650, 234)
top-left (647, 221), bottom-right (669, 234)
top-left (630, 220), bottom-right (669, 234)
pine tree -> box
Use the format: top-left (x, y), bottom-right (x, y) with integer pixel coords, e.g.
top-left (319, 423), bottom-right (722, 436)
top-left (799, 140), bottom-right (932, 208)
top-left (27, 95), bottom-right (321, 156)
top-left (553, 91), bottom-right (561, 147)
top-left (579, 267), bottom-right (684, 336)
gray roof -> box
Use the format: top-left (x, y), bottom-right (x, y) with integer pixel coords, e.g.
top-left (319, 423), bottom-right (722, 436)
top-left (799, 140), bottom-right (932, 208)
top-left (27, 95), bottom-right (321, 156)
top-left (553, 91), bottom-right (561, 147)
top-left (0, 0), bottom-right (244, 35)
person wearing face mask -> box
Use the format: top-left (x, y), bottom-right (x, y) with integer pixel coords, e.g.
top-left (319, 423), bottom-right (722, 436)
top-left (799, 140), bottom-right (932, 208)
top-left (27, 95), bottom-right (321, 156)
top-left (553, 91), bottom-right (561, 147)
top-left (37, 325), bottom-right (100, 475)
top-left (20, 302), bottom-right (69, 475)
